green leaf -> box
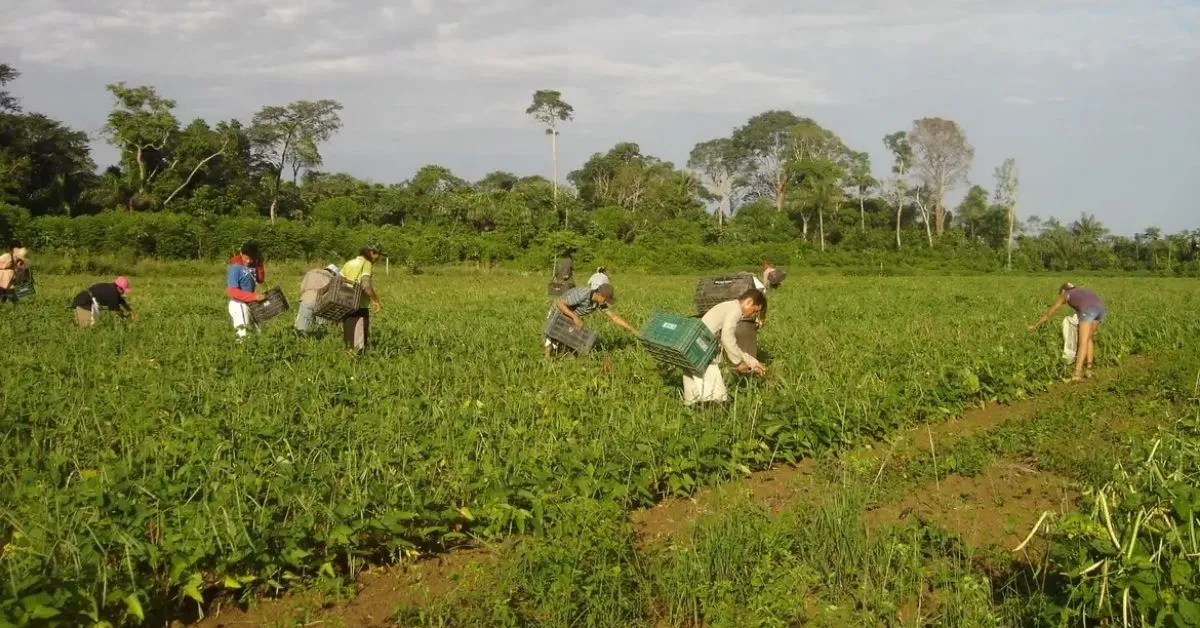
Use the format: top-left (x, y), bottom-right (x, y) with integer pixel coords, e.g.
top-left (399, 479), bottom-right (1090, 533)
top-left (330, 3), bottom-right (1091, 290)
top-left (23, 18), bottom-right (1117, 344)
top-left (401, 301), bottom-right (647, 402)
top-left (124, 594), bottom-right (145, 622)
top-left (1178, 598), bottom-right (1200, 626)
top-left (1172, 560), bottom-right (1194, 587)
top-left (182, 572), bottom-right (204, 604)
top-left (28, 605), bottom-right (60, 620)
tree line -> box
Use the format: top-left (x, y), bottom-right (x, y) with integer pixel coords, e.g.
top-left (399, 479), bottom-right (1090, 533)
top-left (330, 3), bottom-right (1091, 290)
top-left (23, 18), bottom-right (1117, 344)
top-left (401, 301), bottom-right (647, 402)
top-left (1, 63), bottom-right (1197, 274)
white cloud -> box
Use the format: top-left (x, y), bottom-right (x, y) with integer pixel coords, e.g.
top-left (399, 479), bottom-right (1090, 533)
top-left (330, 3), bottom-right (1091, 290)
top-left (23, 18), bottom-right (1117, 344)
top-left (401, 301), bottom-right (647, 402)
top-left (0, 0), bottom-right (1196, 234)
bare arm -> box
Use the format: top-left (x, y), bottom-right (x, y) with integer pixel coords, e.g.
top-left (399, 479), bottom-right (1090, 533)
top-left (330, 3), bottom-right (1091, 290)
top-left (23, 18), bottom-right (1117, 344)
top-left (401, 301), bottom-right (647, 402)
top-left (1029, 294), bottom-right (1066, 330)
top-left (362, 275), bottom-right (381, 311)
top-left (604, 310), bottom-right (638, 335)
top-left (556, 299), bottom-right (583, 328)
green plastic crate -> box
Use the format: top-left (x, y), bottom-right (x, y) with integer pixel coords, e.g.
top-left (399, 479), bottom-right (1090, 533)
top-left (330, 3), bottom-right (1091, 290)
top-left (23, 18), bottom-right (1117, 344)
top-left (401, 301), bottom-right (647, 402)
top-left (638, 311), bottom-right (718, 374)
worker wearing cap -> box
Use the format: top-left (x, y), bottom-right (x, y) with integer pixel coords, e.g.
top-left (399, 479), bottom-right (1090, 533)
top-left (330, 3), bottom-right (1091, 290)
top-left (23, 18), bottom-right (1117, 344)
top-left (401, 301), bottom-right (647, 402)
top-left (544, 283), bottom-right (637, 356)
top-left (340, 245), bottom-right (383, 352)
top-left (0, 243), bottom-right (29, 305)
top-left (295, 263), bottom-right (341, 333)
top-left (71, 277), bottom-right (134, 327)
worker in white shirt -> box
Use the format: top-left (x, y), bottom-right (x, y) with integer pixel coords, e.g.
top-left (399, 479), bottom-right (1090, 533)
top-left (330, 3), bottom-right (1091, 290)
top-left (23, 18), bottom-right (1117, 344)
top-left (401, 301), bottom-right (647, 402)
top-left (587, 266), bottom-right (610, 289)
top-left (683, 288), bottom-right (767, 406)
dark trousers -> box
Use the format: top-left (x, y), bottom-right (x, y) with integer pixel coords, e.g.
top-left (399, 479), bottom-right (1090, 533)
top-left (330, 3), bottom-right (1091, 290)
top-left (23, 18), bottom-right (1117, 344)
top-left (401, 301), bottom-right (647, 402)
top-left (0, 288), bottom-right (15, 305)
top-left (343, 308), bottom-right (370, 350)
top-left (735, 320), bottom-right (758, 358)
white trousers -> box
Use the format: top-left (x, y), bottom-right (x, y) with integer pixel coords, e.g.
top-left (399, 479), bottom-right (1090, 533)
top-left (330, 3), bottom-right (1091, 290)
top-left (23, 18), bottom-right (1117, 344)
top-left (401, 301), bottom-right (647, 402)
top-left (682, 362), bottom-right (727, 406)
top-left (228, 300), bottom-right (255, 339)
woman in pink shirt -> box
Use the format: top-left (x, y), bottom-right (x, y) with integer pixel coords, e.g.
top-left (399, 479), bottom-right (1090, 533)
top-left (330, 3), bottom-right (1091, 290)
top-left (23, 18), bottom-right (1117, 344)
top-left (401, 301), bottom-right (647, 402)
top-left (1029, 282), bottom-right (1107, 381)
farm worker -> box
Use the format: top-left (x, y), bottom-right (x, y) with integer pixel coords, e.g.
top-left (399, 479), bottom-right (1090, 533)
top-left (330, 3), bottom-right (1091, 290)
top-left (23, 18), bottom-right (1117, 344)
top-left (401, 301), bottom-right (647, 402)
top-left (543, 283), bottom-right (637, 356)
top-left (225, 241), bottom-right (266, 341)
top-left (340, 245), bottom-right (383, 352)
top-left (587, 266), bottom-right (610, 289)
top-left (0, 243), bottom-right (28, 305)
top-left (1028, 282), bottom-right (1107, 381)
top-left (762, 263), bottom-right (786, 289)
top-left (553, 251), bottom-right (574, 290)
top-left (295, 264), bottom-right (340, 333)
top-left (683, 288), bottom-right (767, 407)
top-left (71, 277), bottom-right (133, 327)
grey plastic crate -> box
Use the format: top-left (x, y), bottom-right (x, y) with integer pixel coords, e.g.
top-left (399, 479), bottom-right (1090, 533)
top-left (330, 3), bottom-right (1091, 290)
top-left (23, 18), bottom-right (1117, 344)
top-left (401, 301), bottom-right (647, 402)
top-left (543, 309), bottom-right (598, 353)
top-left (694, 273), bottom-right (755, 316)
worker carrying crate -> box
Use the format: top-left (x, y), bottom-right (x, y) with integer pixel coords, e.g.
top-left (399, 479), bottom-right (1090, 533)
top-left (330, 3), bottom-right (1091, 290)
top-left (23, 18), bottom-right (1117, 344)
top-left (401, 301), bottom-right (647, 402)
top-left (642, 287), bottom-right (768, 406)
top-left (542, 283), bottom-right (638, 356)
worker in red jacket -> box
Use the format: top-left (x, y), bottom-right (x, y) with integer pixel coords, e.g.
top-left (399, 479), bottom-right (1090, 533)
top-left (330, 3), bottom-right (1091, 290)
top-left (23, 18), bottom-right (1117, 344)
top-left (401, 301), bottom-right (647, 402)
top-left (225, 241), bottom-right (266, 341)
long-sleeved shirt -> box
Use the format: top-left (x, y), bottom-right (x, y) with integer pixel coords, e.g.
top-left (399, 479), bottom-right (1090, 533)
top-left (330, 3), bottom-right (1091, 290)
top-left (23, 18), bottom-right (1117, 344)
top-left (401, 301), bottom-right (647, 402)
top-left (225, 254), bottom-right (263, 302)
top-left (72, 283), bottom-right (130, 312)
top-left (700, 300), bottom-right (761, 369)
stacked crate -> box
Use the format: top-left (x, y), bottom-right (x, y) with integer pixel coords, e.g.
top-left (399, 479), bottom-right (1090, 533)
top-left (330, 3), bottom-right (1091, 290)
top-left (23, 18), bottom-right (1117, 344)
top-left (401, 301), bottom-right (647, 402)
top-left (693, 273), bottom-right (755, 316)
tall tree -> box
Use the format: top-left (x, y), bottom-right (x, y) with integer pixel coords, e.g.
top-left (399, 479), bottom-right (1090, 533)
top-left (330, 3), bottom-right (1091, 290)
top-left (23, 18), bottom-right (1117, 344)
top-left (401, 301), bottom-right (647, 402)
top-left (993, 157), bottom-right (1019, 270)
top-left (955, 184), bottom-right (990, 240)
top-left (845, 151), bottom-right (876, 233)
top-left (525, 89), bottom-right (574, 214)
top-left (909, 117), bottom-right (974, 236)
top-left (249, 99), bottom-right (343, 222)
top-left (731, 110), bottom-right (802, 210)
top-left (0, 63), bottom-right (20, 113)
top-left (161, 120), bottom-right (236, 207)
top-left (910, 185), bottom-right (934, 247)
top-left (782, 119), bottom-right (846, 247)
top-left (102, 83), bottom-right (179, 210)
top-left (883, 131), bottom-right (913, 250)
top-left (687, 138), bottom-right (744, 225)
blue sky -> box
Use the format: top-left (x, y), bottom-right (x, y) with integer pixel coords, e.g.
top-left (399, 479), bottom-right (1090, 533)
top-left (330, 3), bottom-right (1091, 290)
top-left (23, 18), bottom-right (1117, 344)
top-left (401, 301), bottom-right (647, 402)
top-left (2, 0), bottom-right (1197, 235)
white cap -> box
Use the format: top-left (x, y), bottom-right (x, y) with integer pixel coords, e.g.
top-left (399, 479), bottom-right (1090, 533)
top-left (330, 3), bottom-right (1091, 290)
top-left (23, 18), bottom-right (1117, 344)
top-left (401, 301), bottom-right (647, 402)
top-left (325, 264), bottom-right (340, 274)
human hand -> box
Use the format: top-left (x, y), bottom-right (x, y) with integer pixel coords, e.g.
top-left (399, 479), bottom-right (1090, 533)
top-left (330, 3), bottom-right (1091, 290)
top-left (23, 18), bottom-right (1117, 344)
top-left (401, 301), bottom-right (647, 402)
top-left (572, 316), bottom-right (583, 330)
top-left (371, 301), bottom-right (382, 313)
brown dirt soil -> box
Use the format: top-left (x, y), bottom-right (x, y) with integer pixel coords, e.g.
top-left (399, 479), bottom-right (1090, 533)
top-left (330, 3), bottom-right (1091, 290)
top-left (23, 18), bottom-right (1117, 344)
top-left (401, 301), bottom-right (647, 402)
top-left (191, 548), bottom-right (494, 628)
top-left (865, 460), bottom-right (1076, 552)
top-left (631, 359), bottom-right (1142, 544)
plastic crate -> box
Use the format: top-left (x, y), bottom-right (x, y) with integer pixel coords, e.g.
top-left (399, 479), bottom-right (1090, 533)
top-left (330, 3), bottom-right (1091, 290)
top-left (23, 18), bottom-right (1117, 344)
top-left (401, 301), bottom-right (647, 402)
top-left (694, 273), bottom-right (755, 316)
top-left (247, 286), bottom-right (289, 324)
top-left (12, 268), bottom-right (34, 299)
top-left (313, 277), bottom-right (362, 320)
top-left (543, 308), bottom-right (598, 353)
top-left (638, 311), bottom-right (718, 374)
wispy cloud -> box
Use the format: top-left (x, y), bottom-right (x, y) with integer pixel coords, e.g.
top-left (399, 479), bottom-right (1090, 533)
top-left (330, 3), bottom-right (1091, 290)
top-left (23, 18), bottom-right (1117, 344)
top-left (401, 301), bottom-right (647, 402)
top-left (0, 0), bottom-right (1196, 233)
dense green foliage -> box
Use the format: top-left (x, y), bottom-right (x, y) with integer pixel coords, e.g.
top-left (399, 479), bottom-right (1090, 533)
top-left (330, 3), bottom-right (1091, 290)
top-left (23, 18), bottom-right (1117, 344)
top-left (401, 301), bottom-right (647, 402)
top-left (0, 270), bottom-right (1195, 624)
top-left (2, 63), bottom-right (1198, 274)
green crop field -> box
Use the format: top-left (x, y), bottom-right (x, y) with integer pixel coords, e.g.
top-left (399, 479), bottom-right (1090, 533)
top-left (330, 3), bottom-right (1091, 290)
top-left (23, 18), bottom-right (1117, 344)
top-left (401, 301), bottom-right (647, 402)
top-left (1, 269), bottom-right (1197, 626)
